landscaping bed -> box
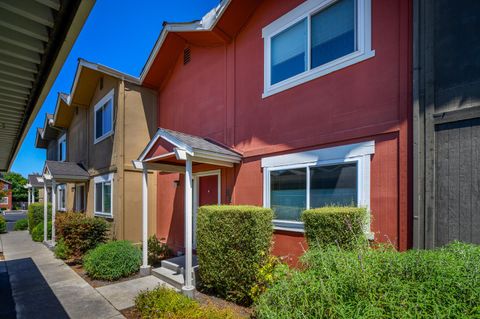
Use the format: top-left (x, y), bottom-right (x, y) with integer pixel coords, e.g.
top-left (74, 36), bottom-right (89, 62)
top-left (69, 263), bottom-right (141, 288)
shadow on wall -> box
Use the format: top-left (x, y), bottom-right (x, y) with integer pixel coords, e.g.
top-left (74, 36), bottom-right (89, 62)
top-left (1, 258), bottom-right (69, 319)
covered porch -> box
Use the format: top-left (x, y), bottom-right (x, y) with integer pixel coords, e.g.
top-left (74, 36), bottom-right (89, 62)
top-left (25, 174), bottom-right (44, 206)
top-left (42, 161), bottom-right (90, 246)
top-left (133, 128), bottom-right (242, 296)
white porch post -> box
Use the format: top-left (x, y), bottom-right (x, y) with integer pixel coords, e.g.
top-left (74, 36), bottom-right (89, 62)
top-left (140, 167), bottom-right (151, 275)
top-left (43, 183), bottom-right (47, 242)
top-left (27, 188), bottom-right (31, 206)
top-left (182, 155), bottom-right (195, 297)
top-left (51, 180), bottom-right (56, 245)
top-left (32, 188), bottom-right (35, 203)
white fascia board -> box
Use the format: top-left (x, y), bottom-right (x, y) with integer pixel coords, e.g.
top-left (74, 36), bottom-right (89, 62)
top-left (261, 141), bottom-right (375, 168)
top-left (139, 0), bottom-right (232, 83)
top-left (193, 149), bottom-right (241, 163)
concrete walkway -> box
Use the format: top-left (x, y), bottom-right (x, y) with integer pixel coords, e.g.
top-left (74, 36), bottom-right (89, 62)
top-left (0, 231), bottom-right (124, 319)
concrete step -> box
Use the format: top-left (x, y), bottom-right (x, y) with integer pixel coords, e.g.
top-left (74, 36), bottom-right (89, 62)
top-left (161, 255), bottom-right (198, 273)
top-left (152, 267), bottom-right (184, 290)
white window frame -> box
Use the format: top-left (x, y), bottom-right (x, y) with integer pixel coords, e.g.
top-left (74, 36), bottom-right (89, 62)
top-left (0, 197), bottom-right (8, 204)
top-left (93, 89), bottom-right (114, 144)
top-left (94, 173), bottom-right (114, 218)
top-left (262, 0), bottom-right (374, 98)
top-left (57, 184), bottom-right (66, 211)
top-left (262, 141), bottom-right (374, 236)
top-left (58, 133), bottom-right (67, 162)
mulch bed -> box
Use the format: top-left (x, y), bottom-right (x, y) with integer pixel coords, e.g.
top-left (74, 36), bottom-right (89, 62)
top-left (194, 290), bottom-right (253, 318)
top-left (67, 262), bottom-right (141, 288)
top-left (120, 307), bottom-right (141, 319)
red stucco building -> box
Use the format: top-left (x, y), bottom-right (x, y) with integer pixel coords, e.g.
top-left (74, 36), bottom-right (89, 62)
top-left (139, 0), bottom-right (412, 264)
top-left (0, 179), bottom-right (13, 211)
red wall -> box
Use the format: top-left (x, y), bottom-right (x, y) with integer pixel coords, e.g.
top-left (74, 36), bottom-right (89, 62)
top-left (0, 182), bottom-right (12, 210)
top-left (154, 0), bottom-right (412, 257)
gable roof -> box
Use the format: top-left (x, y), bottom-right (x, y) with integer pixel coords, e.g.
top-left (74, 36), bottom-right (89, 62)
top-left (140, 0), bottom-right (260, 88)
top-left (28, 174), bottom-right (43, 187)
top-left (0, 178), bottom-right (12, 185)
top-left (43, 161), bottom-right (89, 181)
top-left (138, 127), bottom-right (242, 163)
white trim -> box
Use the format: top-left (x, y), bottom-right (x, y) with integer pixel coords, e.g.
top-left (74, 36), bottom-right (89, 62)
top-left (193, 170), bottom-right (221, 248)
top-left (0, 197), bottom-right (8, 205)
top-left (262, 141), bottom-right (374, 232)
top-left (57, 184), bottom-right (66, 211)
top-left (93, 173), bottom-right (114, 218)
top-left (57, 132), bottom-right (67, 162)
top-left (93, 89), bottom-right (115, 144)
top-left (262, 0), bottom-right (374, 98)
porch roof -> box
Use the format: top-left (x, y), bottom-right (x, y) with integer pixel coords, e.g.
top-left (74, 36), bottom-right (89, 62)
top-left (136, 127), bottom-right (242, 171)
top-left (43, 160), bottom-right (89, 182)
top-left (27, 174), bottom-right (44, 187)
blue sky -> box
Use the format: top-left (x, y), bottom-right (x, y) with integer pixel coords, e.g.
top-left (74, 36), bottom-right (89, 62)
top-left (11, 0), bottom-right (219, 177)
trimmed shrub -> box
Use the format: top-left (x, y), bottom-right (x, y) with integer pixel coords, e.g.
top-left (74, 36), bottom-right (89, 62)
top-left (197, 205), bottom-right (273, 305)
top-left (302, 206), bottom-right (367, 249)
top-left (27, 203), bottom-right (51, 233)
top-left (55, 212), bottom-right (108, 260)
top-left (54, 238), bottom-right (70, 260)
top-left (135, 286), bottom-right (241, 319)
top-left (14, 218), bottom-right (28, 231)
top-left (31, 221), bottom-right (51, 242)
top-left (148, 235), bottom-right (173, 266)
top-left (83, 240), bottom-right (141, 280)
top-left (255, 242), bottom-right (480, 319)
top-left (0, 215), bottom-right (6, 233)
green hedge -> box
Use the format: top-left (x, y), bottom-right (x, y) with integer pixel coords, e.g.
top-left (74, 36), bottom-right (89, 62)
top-left (255, 242), bottom-right (480, 319)
top-left (14, 218), bottom-right (28, 231)
top-left (56, 212), bottom-right (109, 260)
top-left (27, 203), bottom-right (51, 233)
top-left (197, 205), bottom-right (273, 305)
top-left (0, 215), bottom-right (6, 233)
top-left (83, 240), bottom-right (141, 280)
top-left (302, 206), bottom-right (367, 249)
top-left (31, 221), bottom-right (51, 242)
top-left (135, 286), bottom-right (241, 319)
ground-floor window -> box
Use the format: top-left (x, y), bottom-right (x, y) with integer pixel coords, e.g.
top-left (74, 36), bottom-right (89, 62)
top-left (262, 141), bottom-right (374, 232)
top-left (57, 184), bottom-right (66, 211)
top-left (94, 174), bottom-right (113, 217)
top-left (0, 197), bottom-right (8, 204)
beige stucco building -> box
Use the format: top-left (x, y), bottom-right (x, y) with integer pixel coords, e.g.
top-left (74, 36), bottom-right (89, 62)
top-left (35, 59), bottom-right (157, 243)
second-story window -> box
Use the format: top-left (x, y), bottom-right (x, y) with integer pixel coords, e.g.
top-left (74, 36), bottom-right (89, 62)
top-left (94, 89), bottom-right (114, 144)
top-left (262, 0), bottom-right (374, 97)
top-left (58, 133), bottom-right (66, 162)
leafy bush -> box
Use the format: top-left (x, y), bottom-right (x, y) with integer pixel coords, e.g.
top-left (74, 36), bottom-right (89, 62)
top-left (54, 238), bottom-right (70, 260)
top-left (249, 255), bottom-right (290, 303)
top-left (31, 221), bottom-right (51, 242)
top-left (148, 235), bottom-right (173, 266)
top-left (135, 286), bottom-right (241, 319)
top-left (197, 205), bottom-right (273, 305)
top-left (0, 215), bottom-right (6, 233)
top-left (302, 206), bottom-right (367, 249)
top-left (56, 212), bottom-right (108, 260)
top-left (255, 242), bottom-right (480, 319)
top-left (14, 218), bottom-right (28, 231)
top-left (27, 203), bottom-right (51, 233)
top-left (83, 240), bottom-right (141, 280)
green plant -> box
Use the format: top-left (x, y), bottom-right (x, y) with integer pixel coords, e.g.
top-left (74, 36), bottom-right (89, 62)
top-left (27, 203), bottom-right (51, 233)
top-left (255, 242), bottom-right (480, 319)
top-left (302, 206), bottom-right (367, 249)
top-left (1, 172), bottom-right (27, 203)
top-left (13, 218), bottom-right (28, 231)
top-left (83, 240), bottom-right (141, 280)
top-left (148, 235), bottom-right (173, 266)
top-left (249, 255), bottom-right (290, 303)
top-left (55, 212), bottom-right (109, 260)
top-left (135, 286), bottom-right (240, 319)
top-left (0, 215), bottom-right (6, 233)
top-left (31, 221), bottom-right (51, 242)
top-left (54, 238), bottom-right (70, 260)
top-left (197, 205), bottom-right (274, 305)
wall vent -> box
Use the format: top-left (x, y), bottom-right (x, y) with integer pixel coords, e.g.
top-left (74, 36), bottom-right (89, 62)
top-left (183, 47), bottom-right (191, 65)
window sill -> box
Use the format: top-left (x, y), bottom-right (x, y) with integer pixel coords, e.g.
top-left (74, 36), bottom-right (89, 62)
top-left (273, 220), bottom-right (305, 233)
top-left (263, 50), bottom-right (375, 99)
top-left (94, 131), bottom-right (114, 145)
top-left (94, 213), bottom-right (113, 219)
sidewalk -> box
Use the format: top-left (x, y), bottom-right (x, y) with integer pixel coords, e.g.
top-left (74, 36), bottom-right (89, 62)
top-left (0, 231), bottom-right (124, 319)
